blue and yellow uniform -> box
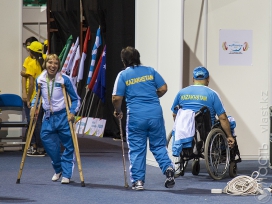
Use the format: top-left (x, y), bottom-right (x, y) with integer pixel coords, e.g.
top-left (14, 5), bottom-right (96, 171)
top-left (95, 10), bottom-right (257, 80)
top-left (35, 71), bottom-right (80, 179)
top-left (171, 85), bottom-right (226, 125)
top-left (113, 65), bottom-right (173, 184)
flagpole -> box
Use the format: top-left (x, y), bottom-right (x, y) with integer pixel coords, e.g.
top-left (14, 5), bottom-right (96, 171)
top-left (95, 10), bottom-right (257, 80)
top-left (76, 87), bottom-right (89, 134)
top-left (79, 0), bottom-right (83, 55)
top-left (94, 99), bottom-right (101, 118)
top-left (82, 92), bottom-right (95, 134)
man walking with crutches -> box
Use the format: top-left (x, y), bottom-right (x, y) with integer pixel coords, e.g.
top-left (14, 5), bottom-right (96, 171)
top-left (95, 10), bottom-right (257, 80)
top-left (33, 54), bottom-right (81, 184)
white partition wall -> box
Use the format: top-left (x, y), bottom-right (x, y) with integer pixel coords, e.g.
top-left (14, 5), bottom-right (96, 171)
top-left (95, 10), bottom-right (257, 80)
top-left (136, 0), bottom-right (184, 166)
top-left (0, 0), bottom-right (22, 94)
top-left (136, 0), bottom-right (272, 166)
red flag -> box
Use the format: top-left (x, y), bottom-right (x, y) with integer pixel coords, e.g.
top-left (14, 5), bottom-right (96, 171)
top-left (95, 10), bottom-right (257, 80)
top-left (87, 52), bottom-right (102, 90)
top-left (71, 45), bottom-right (81, 78)
top-left (77, 27), bottom-right (91, 82)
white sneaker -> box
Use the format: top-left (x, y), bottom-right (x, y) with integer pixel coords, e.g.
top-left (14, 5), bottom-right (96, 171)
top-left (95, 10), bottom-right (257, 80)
top-left (52, 172), bottom-right (62, 181)
top-left (61, 177), bottom-right (70, 184)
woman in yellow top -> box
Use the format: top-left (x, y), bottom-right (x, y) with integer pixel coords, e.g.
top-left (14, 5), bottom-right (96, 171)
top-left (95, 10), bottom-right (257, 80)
top-left (21, 39), bottom-right (45, 156)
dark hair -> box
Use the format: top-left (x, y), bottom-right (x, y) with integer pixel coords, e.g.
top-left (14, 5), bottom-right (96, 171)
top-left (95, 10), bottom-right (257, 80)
top-left (24, 36), bottom-right (38, 46)
top-left (120, 46), bottom-right (141, 67)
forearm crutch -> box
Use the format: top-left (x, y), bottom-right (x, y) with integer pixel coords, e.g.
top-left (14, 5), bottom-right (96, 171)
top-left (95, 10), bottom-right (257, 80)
top-left (61, 84), bottom-right (85, 187)
top-left (16, 84), bottom-right (42, 184)
top-left (118, 118), bottom-right (129, 188)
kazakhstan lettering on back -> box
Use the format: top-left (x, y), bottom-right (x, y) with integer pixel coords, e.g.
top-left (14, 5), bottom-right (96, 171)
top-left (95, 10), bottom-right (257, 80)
top-left (125, 75), bottom-right (154, 86)
top-left (181, 94), bottom-right (207, 101)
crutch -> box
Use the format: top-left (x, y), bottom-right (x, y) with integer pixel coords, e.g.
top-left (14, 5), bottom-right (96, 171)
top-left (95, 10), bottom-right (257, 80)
top-left (118, 117), bottom-right (129, 188)
top-left (16, 84), bottom-right (42, 184)
top-left (61, 84), bottom-right (85, 187)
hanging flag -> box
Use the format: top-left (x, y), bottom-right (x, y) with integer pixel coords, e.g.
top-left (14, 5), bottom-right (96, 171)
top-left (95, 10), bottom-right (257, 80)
top-left (70, 45), bottom-right (81, 85)
top-left (77, 27), bottom-right (91, 83)
top-left (92, 45), bottom-right (106, 103)
top-left (87, 52), bottom-right (102, 91)
top-left (62, 37), bottom-right (79, 75)
top-left (60, 35), bottom-right (73, 67)
top-left (61, 43), bottom-right (74, 73)
top-left (86, 27), bottom-right (101, 85)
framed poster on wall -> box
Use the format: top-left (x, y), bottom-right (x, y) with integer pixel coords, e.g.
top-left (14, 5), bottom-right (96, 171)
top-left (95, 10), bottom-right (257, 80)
top-left (219, 29), bottom-right (253, 66)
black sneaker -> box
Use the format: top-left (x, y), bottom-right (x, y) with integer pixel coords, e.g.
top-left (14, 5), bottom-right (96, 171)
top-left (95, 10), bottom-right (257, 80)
top-left (27, 149), bottom-right (45, 157)
top-left (132, 180), bottom-right (144, 190)
top-left (165, 167), bottom-right (175, 188)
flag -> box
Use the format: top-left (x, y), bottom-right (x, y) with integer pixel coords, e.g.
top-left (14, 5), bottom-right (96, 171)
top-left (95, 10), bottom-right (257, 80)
top-left (70, 45), bottom-right (81, 85)
top-left (87, 52), bottom-right (102, 91)
top-left (61, 43), bottom-right (74, 73)
top-left (92, 45), bottom-right (106, 103)
top-left (77, 27), bottom-right (91, 83)
top-left (60, 35), bottom-right (73, 67)
top-left (86, 27), bottom-right (101, 85)
top-left (61, 37), bottom-right (79, 74)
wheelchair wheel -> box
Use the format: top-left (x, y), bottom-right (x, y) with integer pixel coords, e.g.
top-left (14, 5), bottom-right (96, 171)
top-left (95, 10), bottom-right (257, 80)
top-left (229, 161), bottom-right (237, 178)
top-left (192, 159), bottom-right (200, 175)
top-left (204, 128), bottom-right (230, 180)
top-left (167, 131), bottom-right (188, 177)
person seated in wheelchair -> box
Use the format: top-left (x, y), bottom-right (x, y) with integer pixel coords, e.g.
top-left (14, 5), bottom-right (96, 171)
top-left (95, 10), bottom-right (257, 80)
top-left (171, 66), bottom-right (235, 158)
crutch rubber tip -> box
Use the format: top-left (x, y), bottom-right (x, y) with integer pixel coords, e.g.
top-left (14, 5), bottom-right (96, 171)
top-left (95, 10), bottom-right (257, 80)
top-left (125, 184), bottom-right (129, 188)
top-left (81, 182), bottom-right (85, 187)
top-left (16, 179), bottom-right (20, 184)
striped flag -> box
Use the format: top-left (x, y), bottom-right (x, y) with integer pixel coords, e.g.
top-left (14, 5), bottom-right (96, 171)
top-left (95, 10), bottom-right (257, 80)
top-left (86, 27), bottom-right (101, 85)
top-left (65, 37), bottom-right (79, 75)
top-left (70, 45), bottom-right (81, 85)
top-left (87, 52), bottom-right (102, 90)
top-left (77, 27), bottom-right (91, 83)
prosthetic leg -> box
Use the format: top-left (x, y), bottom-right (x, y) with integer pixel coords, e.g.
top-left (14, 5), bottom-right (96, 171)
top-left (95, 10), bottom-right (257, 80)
top-left (16, 85), bottom-right (42, 184)
top-left (61, 84), bottom-right (85, 187)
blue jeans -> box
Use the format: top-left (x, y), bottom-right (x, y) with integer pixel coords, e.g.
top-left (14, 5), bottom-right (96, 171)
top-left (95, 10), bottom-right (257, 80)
top-left (23, 102), bottom-right (44, 148)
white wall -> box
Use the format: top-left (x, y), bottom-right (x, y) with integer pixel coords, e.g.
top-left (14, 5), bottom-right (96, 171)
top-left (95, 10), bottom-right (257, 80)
top-left (0, 3), bottom-right (46, 140)
top-left (22, 6), bottom-right (47, 63)
top-left (136, 0), bottom-right (271, 165)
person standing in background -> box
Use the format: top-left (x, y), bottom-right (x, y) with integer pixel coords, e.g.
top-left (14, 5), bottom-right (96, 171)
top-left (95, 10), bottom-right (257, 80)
top-left (21, 39), bottom-right (45, 156)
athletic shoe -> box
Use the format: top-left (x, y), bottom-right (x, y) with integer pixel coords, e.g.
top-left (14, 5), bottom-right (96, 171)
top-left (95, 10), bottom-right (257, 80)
top-left (27, 149), bottom-right (45, 157)
top-left (61, 177), bottom-right (70, 184)
top-left (165, 167), bottom-right (175, 188)
top-left (132, 180), bottom-right (144, 190)
top-left (27, 146), bottom-right (34, 154)
top-left (52, 172), bottom-right (62, 181)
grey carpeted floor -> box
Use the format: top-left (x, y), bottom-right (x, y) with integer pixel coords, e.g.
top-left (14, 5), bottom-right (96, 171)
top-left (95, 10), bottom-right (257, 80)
top-left (0, 135), bottom-right (272, 204)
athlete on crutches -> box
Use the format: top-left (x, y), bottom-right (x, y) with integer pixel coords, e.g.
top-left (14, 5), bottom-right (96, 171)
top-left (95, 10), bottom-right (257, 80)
top-left (26, 54), bottom-right (82, 185)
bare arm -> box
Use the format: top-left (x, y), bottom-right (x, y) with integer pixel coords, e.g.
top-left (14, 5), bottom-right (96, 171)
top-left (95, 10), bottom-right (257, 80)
top-left (112, 95), bottom-right (124, 118)
top-left (218, 113), bottom-right (235, 146)
top-left (27, 76), bottom-right (35, 108)
top-left (157, 84), bottom-right (167, 98)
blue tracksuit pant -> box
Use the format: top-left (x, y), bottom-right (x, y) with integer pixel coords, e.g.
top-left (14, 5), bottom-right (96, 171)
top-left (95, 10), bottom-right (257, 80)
top-left (127, 116), bottom-right (173, 183)
top-left (40, 109), bottom-right (75, 179)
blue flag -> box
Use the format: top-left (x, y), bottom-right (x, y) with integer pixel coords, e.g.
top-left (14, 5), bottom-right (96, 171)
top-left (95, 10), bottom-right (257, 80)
top-left (87, 27), bottom-right (101, 85)
top-left (92, 45), bottom-right (106, 103)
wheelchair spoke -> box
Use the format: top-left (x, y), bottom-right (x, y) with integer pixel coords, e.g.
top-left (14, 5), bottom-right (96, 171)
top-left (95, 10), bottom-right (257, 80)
top-left (205, 128), bottom-right (230, 180)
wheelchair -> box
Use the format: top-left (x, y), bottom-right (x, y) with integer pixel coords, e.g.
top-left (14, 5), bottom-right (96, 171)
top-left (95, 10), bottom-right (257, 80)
top-left (167, 106), bottom-right (242, 180)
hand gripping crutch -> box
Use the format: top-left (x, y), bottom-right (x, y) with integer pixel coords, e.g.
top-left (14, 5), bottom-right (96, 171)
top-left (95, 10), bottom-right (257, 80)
top-left (118, 118), bottom-right (129, 188)
top-left (16, 84), bottom-right (42, 184)
top-left (61, 84), bottom-right (85, 187)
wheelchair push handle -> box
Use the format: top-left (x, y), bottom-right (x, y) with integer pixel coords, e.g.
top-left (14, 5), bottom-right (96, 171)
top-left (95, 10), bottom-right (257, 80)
top-left (195, 106), bottom-right (209, 117)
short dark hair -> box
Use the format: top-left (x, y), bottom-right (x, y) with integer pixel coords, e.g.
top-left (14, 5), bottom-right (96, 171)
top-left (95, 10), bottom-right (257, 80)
top-left (120, 46), bottom-right (141, 67)
top-left (25, 36), bottom-right (38, 46)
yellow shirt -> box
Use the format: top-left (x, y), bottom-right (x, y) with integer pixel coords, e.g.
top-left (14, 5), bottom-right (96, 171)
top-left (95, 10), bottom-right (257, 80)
top-left (23, 57), bottom-right (42, 101)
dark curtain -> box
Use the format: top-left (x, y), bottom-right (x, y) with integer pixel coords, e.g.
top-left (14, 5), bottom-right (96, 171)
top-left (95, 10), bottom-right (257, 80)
top-left (47, 0), bottom-right (135, 138)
